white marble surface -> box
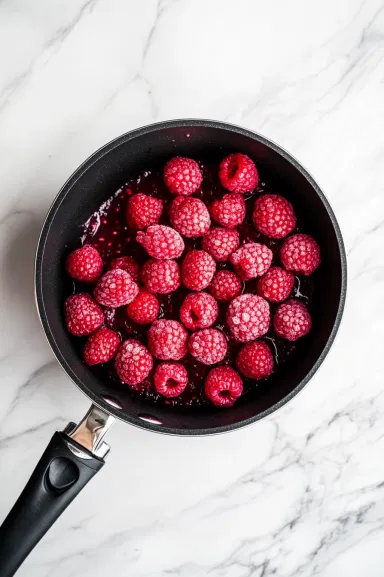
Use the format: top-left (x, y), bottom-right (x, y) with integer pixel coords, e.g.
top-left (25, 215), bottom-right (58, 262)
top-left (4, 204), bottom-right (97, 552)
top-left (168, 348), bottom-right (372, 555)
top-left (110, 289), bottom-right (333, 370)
top-left (0, 0), bottom-right (383, 575)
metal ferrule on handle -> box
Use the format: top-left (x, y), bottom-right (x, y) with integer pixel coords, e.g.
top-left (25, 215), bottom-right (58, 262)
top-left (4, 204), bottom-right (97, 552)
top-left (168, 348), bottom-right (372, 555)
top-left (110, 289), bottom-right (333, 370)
top-left (0, 405), bottom-right (115, 577)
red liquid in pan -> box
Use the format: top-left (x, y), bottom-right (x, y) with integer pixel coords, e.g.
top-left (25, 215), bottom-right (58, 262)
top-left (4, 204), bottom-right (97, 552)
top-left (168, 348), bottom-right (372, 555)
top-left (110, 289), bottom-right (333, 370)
top-left (69, 163), bottom-right (314, 407)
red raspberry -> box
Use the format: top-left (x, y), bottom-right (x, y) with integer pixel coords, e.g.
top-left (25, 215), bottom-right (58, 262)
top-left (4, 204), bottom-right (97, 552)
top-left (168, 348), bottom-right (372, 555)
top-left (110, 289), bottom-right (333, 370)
top-left (147, 319), bottom-right (188, 360)
top-left (153, 362), bottom-right (188, 398)
top-left (126, 289), bottom-right (159, 325)
top-left (219, 153), bottom-right (258, 193)
top-left (115, 339), bottom-right (153, 386)
top-left (257, 267), bottom-right (295, 303)
top-left (205, 366), bottom-right (243, 407)
top-left (66, 245), bottom-right (103, 283)
top-left (188, 329), bottom-right (227, 365)
top-left (210, 193), bottom-right (246, 228)
top-left (274, 300), bottom-right (312, 341)
top-left (181, 250), bottom-right (216, 291)
top-left (202, 228), bottom-right (240, 262)
top-left (230, 242), bottom-right (272, 280)
top-left (83, 328), bottom-right (120, 366)
top-left (169, 196), bottom-right (210, 238)
top-left (253, 194), bottom-right (296, 239)
top-left (136, 225), bottom-right (184, 260)
top-left (226, 294), bottom-right (270, 342)
top-left (141, 258), bottom-right (180, 294)
top-left (236, 341), bottom-right (274, 380)
top-left (164, 157), bottom-right (202, 195)
top-left (280, 234), bottom-right (321, 276)
top-left (109, 256), bottom-right (139, 282)
top-left (64, 293), bottom-right (104, 336)
top-left (179, 292), bottom-right (218, 330)
top-left (94, 269), bottom-right (139, 308)
top-left (209, 270), bottom-right (242, 302)
top-left (126, 193), bottom-right (163, 230)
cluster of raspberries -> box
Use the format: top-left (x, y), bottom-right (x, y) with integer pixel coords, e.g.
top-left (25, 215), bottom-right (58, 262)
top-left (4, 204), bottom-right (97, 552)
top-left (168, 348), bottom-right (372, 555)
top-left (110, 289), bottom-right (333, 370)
top-left (64, 154), bottom-right (320, 407)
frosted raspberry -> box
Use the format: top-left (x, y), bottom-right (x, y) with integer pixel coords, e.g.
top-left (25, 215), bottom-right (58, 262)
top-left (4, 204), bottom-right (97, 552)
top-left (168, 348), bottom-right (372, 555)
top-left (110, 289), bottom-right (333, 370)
top-left (153, 363), bottom-right (188, 398)
top-left (253, 194), bottom-right (296, 239)
top-left (257, 267), bottom-right (295, 302)
top-left (169, 196), bottom-right (210, 238)
top-left (126, 193), bottom-right (163, 230)
top-left (219, 153), bottom-right (258, 193)
top-left (115, 339), bottom-right (153, 385)
top-left (164, 156), bottom-right (203, 195)
top-left (188, 329), bottom-right (227, 365)
top-left (236, 341), bottom-right (274, 380)
top-left (181, 250), bottom-right (216, 291)
top-left (210, 193), bottom-right (246, 228)
top-left (66, 245), bottom-right (103, 283)
top-left (136, 225), bottom-right (184, 259)
top-left (147, 319), bottom-right (188, 360)
top-left (141, 259), bottom-right (180, 294)
top-left (226, 294), bottom-right (270, 342)
top-left (126, 289), bottom-right (159, 325)
top-left (230, 242), bottom-right (272, 280)
top-left (202, 228), bottom-right (240, 262)
top-left (64, 293), bottom-right (104, 337)
top-left (209, 270), bottom-right (242, 302)
top-left (83, 328), bottom-right (120, 366)
top-left (109, 256), bottom-right (139, 282)
top-left (273, 300), bottom-right (312, 341)
top-left (94, 269), bottom-right (139, 307)
top-left (205, 366), bottom-right (243, 407)
top-left (280, 234), bottom-right (321, 276)
top-left (179, 292), bottom-right (218, 330)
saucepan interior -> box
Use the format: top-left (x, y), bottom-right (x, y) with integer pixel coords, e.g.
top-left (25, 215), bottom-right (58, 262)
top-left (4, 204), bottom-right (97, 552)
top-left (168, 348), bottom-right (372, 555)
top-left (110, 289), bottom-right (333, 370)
top-left (35, 120), bottom-right (347, 435)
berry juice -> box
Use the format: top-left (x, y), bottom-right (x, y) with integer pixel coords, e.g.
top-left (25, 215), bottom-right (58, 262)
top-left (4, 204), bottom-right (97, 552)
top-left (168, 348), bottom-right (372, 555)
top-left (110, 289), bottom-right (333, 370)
top-left (68, 162), bottom-right (314, 407)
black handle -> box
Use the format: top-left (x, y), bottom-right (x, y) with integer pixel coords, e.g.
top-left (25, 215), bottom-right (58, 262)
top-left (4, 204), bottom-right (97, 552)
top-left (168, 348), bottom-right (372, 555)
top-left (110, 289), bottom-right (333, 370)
top-left (0, 431), bottom-right (105, 577)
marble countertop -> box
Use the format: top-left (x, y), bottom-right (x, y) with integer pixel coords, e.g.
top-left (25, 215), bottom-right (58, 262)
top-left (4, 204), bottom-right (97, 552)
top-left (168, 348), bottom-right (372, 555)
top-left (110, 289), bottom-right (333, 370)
top-left (1, 0), bottom-right (383, 575)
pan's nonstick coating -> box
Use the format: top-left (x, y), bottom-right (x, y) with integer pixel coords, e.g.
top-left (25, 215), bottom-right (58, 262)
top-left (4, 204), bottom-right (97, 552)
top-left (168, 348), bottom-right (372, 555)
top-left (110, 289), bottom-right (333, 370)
top-left (35, 120), bottom-right (347, 435)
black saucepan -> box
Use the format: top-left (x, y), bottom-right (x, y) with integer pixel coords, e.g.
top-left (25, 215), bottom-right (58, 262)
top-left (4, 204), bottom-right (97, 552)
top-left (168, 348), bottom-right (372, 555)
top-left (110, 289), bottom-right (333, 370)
top-left (0, 120), bottom-right (347, 576)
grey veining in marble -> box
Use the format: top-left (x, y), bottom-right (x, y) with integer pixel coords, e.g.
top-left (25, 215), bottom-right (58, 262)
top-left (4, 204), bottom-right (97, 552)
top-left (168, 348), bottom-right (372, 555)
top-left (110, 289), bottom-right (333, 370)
top-left (0, 0), bottom-right (384, 575)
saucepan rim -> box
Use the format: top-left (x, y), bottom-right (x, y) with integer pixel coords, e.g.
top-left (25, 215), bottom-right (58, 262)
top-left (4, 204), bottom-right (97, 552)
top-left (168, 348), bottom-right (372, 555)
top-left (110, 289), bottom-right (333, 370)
top-left (34, 119), bottom-right (347, 436)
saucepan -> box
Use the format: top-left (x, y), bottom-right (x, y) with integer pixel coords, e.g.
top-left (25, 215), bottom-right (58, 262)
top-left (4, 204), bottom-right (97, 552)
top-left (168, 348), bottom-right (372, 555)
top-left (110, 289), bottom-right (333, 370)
top-left (0, 120), bottom-right (347, 576)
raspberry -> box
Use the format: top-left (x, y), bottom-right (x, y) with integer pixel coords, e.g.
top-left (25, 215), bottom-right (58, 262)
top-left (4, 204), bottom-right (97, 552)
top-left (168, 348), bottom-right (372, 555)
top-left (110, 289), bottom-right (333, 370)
top-left (257, 267), bottom-right (295, 303)
top-left (136, 225), bottom-right (185, 259)
top-left (126, 193), bottom-right (163, 230)
top-left (236, 341), bottom-right (274, 380)
top-left (181, 250), bottom-right (216, 291)
top-left (153, 362), bottom-right (188, 398)
top-left (209, 270), bottom-right (242, 302)
top-left (109, 256), bottom-right (140, 282)
top-left (179, 292), bottom-right (218, 330)
top-left (273, 300), bottom-right (312, 341)
top-left (170, 196), bottom-right (210, 238)
top-left (210, 193), bottom-right (246, 228)
top-left (66, 245), bottom-right (103, 283)
top-left (164, 157), bottom-right (202, 195)
top-left (147, 319), bottom-right (188, 360)
top-left (219, 153), bottom-right (258, 193)
top-left (94, 269), bottom-right (139, 308)
top-left (202, 228), bottom-right (240, 262)
top-left (230, 242), bottom-right (272, 280)
top-left (64, 293), bottom-right (104, 336)
top-left (205, 366), bottom-right (243, 407)
top-left (141, 259), bottom-right (181, 294)
top-left (252, 194), bottom-right (296, 239)
top-left (188, 329), bottom-right (227, 365)
top-left (280, 234), bottom-right (321, 276)
top-left (226, 294), bottom-right (270, 342)
top-left (115, 339), bottom-right (153, 385)
top-left (83, 328), bottom-right (120, 366)
top-left (126, 289), bottom-right (159, 325)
